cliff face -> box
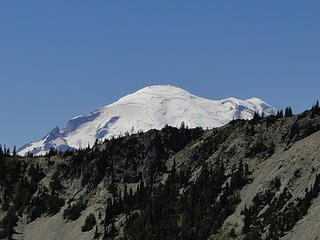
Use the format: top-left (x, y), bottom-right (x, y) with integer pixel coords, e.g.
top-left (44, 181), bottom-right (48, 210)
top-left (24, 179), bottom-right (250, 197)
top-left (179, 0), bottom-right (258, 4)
top-left (3, 108), bottom-right (320, 240)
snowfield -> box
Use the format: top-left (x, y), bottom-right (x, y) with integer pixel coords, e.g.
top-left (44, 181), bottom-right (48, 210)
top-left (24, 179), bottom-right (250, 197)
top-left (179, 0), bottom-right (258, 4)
top-left (18, 85), bottom-right (277, 156)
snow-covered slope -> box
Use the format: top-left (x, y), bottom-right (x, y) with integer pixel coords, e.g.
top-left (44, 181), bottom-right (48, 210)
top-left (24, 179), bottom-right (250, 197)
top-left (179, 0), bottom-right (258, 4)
top-left (18, 85), bottom-right (277, 156)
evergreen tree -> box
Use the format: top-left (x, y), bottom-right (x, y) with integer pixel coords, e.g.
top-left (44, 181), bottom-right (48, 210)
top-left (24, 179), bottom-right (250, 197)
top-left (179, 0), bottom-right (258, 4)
top-left (311, 100), bottom-right (320, 115)
top-left (0, 156), bottom-right (5, 182)
top-left (284, 107), bottom-right (293, 117)
top-left (81, 213), bottom-right (96, 232)
top-left (49, 172), bottom-right (63, 191)
top-left (12, 146), bottom-right (17, 156)
top-left (3, 145), bottom-right (6, 156)
top-left (1, 207), bottom-right (19, 240)
top-left (276, 110), bottom-right (283, 118)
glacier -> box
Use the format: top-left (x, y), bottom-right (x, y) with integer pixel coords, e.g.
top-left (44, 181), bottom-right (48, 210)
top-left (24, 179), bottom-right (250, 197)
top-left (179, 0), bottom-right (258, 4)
top-left (18, 85), bottom-right (277, 156)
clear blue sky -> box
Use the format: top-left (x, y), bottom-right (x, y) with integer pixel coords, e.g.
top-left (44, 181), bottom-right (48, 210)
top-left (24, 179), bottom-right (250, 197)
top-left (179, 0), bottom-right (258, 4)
top-left (1, 1), bottom-right (319, 149)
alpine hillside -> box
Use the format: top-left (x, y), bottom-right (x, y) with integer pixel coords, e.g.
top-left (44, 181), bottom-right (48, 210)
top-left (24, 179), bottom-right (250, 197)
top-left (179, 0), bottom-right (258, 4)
top-left (18, 85), bottom-right (276, 156)
top-left (1, 103), bottom-right (320, 240)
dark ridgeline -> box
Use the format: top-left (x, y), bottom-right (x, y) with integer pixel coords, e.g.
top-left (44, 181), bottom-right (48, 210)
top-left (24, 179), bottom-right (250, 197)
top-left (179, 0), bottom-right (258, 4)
top-left (0, 101), bottom-right (320, 240)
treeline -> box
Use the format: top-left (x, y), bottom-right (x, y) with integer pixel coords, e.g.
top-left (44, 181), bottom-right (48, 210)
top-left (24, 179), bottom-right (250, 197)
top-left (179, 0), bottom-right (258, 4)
top-left (251, 99), bottom-right (320, 123)
top-left (0, 144), bottom-right (17, 157)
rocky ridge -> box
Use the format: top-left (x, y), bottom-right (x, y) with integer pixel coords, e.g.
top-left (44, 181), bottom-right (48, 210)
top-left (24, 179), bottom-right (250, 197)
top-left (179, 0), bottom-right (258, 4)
top-left (1, 106), bottom-right (320, 239)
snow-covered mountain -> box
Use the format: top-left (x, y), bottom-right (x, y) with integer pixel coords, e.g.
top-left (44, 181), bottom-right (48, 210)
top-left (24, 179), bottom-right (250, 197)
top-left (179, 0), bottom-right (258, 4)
top-left (18, 85), bottom-right (277, 156)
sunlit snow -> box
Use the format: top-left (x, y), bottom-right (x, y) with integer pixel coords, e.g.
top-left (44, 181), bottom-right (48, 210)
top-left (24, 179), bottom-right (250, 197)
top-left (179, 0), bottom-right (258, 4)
top-left (18, 85), bottom-right (276, 156)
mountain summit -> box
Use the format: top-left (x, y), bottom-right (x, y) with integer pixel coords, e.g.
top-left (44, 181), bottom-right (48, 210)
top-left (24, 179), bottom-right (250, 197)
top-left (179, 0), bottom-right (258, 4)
top-left (18, 85), bottom-right (276, 156)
